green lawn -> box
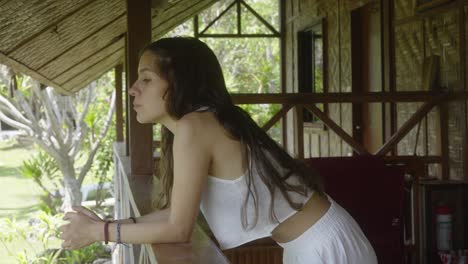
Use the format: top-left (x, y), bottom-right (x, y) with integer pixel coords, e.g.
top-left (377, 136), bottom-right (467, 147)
top-left (0, 139), bottom-right (40, 219)
top-left (0, 139), bottom-right (61, 263)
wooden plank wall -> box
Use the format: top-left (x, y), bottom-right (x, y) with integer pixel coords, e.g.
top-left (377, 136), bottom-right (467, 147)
top-left (284, 0), bottom-right (375, 158)
top-left (394, 0), bottom-right (467, 180)
top-left (284, 0), bottom-right (468, 180)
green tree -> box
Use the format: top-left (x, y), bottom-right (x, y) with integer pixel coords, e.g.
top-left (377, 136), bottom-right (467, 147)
top-left (162, 0), bottom-right (282, 141)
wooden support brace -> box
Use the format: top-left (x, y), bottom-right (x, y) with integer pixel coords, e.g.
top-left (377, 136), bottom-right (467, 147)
top-left (303, 104), bottom-right (370, 155)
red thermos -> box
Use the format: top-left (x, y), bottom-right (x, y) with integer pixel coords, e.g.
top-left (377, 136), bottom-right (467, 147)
top-left (436, 205), bottom-right (452, 251)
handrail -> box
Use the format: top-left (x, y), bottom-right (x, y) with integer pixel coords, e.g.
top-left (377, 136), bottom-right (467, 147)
top-left (230, 91), bottom-right (451, 159)
top-left (113, 142), bottom-right (229, 264)
top-left (113, 142), bottom-right (158, 264)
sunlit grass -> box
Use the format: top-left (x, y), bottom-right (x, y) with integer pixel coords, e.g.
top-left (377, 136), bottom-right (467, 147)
top-left (0, 138), bottom-right (47, 263)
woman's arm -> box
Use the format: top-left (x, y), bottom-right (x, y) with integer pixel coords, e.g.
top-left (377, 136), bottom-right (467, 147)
top-left (72, 203), bottom-right (171, 224)
top-left (100, 117), bottom-right (209, 244)
top-left (62, 116), bottom-right (211, 247)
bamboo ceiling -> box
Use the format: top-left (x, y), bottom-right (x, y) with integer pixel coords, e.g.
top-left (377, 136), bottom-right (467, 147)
top-left (0, 0), bottom-right (219, 94)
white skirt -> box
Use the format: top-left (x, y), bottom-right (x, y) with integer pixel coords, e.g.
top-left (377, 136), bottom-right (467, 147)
top-left (277, 195), bottom-right (378, 264)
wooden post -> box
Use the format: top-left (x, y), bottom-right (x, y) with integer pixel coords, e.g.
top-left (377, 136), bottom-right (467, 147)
top-left (126, 0), bottom-right (154, 219)
top-left (381, 0), bottom-right (396, 155)
top-left (351, 7), bottom-right (364, 154)
top-left (295, 106), bottom-right (304, 159)
top-left (115, 64), bottom-right (124, 142)
top-left (459, 8), bottom-right (468, 181)
top-left (440, 102), bottom-right (449, 180)
top-left (280, 0), bottom-right (287, 148)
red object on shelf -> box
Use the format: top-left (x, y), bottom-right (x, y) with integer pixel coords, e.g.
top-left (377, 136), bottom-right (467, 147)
top-left (436, 205), bottom-right (453, 251)
top-left (438, 250), bottom-right (468, 264)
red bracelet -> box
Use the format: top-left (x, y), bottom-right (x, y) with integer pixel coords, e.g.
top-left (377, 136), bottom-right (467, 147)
top-left (104, 221), bottom-right (111, 245)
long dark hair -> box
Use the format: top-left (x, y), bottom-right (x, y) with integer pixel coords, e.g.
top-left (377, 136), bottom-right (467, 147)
top-left (145, 37), bottom-right (323, 229)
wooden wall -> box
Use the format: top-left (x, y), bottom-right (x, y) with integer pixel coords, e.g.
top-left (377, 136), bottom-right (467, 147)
top-left (284, 0), bottom-right (373, 157)
top-left (394, 0), bottom-right (467, 180)
top-left (284, 0), bottom-right (468, 180)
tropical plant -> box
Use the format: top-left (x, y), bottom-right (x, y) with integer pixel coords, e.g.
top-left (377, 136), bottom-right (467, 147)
top-left (0, 212), bottom-right (111, 264)
top-left (0, 67), bottom-right (116, 210)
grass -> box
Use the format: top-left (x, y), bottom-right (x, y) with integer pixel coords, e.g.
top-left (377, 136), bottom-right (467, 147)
top-left (0, 139), bottom-right (62, 263)
top-left (0, 140), bottom-right (41, 220)
top-left (0, 137), bottom-right (115, 263)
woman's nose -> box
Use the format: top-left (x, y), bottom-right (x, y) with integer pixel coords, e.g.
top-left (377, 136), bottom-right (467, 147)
top-left (129, 83), bottom-right (138, 96)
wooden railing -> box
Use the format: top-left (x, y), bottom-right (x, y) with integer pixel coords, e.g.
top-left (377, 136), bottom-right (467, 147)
top-left (118, 91), bottom-right (465, 264)
top-left (232, 91), bottom-right (466, 161)
top-left (113, 142), bottom-right (158, 264)
top-left (113, 142), bottom-right (230, 264)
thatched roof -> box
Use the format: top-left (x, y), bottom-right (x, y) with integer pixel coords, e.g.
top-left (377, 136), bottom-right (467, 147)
top-left (0, 0), bottom-right (219, 95)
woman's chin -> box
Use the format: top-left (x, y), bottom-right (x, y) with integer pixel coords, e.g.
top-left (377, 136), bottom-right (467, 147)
top-left (136, 114), bottom-right (159, 124)
top-left (136, 115), bottom-right (151, 124)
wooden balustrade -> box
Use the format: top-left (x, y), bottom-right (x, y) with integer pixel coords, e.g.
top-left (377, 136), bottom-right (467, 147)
top-left (113, 142), bottom-right (229, 264)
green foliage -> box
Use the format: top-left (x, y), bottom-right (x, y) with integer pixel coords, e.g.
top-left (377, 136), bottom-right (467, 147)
top-left (88, 129), bottom-right (115, 217)
top-left (0, 212), bottom-right (110, 264)
top-left (81, 70), bottom-right (116, 215)
top-left (162, 0), bottom-right (283, 142)
top-left (32, 243), bottom-right (109, 264)
top-left (20, 151), bottom-right (62, 215)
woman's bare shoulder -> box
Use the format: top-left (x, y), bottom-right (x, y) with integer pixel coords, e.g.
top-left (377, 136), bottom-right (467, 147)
top-left (176, 111), bottom-right (222, 142)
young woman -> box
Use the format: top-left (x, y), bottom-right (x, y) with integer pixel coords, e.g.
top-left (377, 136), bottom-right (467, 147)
top-left (59, 37), bottom-right (377, 263)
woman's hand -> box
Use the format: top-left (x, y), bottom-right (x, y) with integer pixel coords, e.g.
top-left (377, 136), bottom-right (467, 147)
top-left (58, 209), bottom-right (103, 250)
top-left (72, 205), bottom-right (103, 221)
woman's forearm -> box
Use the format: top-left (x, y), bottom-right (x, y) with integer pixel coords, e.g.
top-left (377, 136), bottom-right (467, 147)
top-left (111, 208), bottom-right (170, 224)
top-left (135, 208), bottom-right (170, 223)
top-left (92, 220), bottom-right (190, 245)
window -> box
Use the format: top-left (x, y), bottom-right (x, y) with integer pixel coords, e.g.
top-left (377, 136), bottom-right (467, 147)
top-left (298, 20), bottom-right (327, 124)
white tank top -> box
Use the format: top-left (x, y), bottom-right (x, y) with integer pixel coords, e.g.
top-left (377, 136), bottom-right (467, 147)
top-left (199, 168), bottom-right (313, 250)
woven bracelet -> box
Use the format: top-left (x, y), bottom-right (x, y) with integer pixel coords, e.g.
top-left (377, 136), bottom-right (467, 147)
top-left (116, 223), bottom-right (122, 244)
top-left (104, 221), bottom-right (111, 245)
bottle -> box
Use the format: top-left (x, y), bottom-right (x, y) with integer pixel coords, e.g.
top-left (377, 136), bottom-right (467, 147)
top-left (436, 205), bottom-right (452, 251)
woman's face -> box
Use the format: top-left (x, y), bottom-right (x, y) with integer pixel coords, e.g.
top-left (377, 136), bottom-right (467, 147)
top-left (129, 51), bottom-right (170, 124)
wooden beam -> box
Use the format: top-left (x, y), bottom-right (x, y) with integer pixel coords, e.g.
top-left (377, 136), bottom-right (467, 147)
top-left (115, 64), bottom-right (124, 142)
top-left (351, 7), bottom-right (364, 152)
top-left (280, 0), bottom-right (287, 147)
top-left (394, 0), bottom-right (468, 26)
top-left (261, 104), bottom-right (292, 132)
top-left (197, 34), bottom-right (280, 38)
top-left (152, 0), bottom-right (219, 39)
top-left (127, 0), bottom-right (153, 178)
top-left (439, 102), bottom-right (450, 180)
top-left (459, 8), bottom-right (468, 181)
top-left (381, 0), bottom-right (395, 152)
top-left (231, 91), bottom-right (461, 104)
top-left (240, 0), bottom-right (280, 35)
top-left (199, 1), bottom-right (236, 35)
top-left (295, 106), bottom-right (304, 159)
top-left (384, 155), bottom-right (442, 164)
top-left (375, 100), bottom-right (438, 156)
top-left (304, 105), bottom-right (370, 155)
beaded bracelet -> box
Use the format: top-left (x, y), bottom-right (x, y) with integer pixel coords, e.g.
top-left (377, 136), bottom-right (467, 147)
top-left (104, 221), bottom-right (111, 245)
top-left (116, 223), bottom-right (122, 244)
